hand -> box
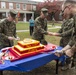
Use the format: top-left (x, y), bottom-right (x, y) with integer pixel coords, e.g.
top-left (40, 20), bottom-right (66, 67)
top-left (48, 32), bottom-right (58, 36)
top-left (51, 33), bottom-right (61, 36)
top-left (65, 49), bottom-right (74, 57)
top-left (15, 36), bottom-right (20, 40)
top-left (52, 33), bottom-right (57, 36)
top-left (48, 32), bottom-right (54, 36)
top-left (8, 36), bottom-right (15, 40)
top-left (54, 50), bottom-right (63, 57)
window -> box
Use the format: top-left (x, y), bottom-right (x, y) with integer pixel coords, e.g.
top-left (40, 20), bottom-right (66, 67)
top-left (9, 3), bottom-right (13, 9)
top-left (23, 4), bottom-right (26, 10)
top-left (1, 2), bottom-right (6, 8)
top-left (32, 5), bottom-right (36, 11)
top-left (16, 3), bottom-right (20, 9)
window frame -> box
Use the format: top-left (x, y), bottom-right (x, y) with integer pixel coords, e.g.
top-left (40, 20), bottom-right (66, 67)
top-left (1, 2), bottom-right (6, 9)
top-left (16, 3), bottom-right (20, 10)
top-left (9, 3), bottom-right (13, 9)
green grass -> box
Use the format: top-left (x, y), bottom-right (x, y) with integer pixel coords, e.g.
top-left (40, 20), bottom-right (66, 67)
top-left (16, 22), bottom-right (61, 30)
top-left (13, 22), bottom-right (61, 74)
top-left (14, 22), bottom-right (61, 45)
top-left (48, 22), bottom-right (62, 26)
top-left (48, 28), bottom-right (60, 32)
top-left (16, 22), bottom-right (29, 30)
top-left (14, 32), bottom-right (31, 44)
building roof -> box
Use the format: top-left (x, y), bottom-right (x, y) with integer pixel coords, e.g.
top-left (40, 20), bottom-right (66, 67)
top-left (1, 0), bottom-right (40, 4)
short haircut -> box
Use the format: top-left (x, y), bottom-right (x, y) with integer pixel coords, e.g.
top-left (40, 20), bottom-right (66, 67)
top-left (63, 0), bottom-right (76, 7)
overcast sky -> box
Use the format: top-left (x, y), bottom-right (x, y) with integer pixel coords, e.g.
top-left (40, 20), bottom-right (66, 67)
top-left (31, 0), bottom-right (45, 2)
top-left (31, 0), bottom-right (64, 2)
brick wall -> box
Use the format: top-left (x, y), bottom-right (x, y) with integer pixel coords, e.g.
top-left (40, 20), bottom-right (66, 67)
top-left (0, 1), bottom-right (33, 11)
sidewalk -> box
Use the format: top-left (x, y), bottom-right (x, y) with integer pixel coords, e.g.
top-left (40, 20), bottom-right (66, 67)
top-left (16, 26), bottom-right (61, 32)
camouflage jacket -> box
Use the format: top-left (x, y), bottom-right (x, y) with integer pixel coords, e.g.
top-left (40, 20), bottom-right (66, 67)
top-left (0, 19), bottom-right (17, 48)
top-left (32, 16), bottom-right (48, 40)
top-left (58, 18), bottom-right (74, 47)
top-left (68, 14), bottom-right (76, 47)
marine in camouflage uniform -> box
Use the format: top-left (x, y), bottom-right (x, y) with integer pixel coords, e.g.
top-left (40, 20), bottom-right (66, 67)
top-left (58, 18), bottom-right (74, 47)
top-left (0, 10), bottom-right (17, 49)
top-left (54, 0), bottom-right (76, 69)
top-left (32, 8), bottom-right (48, 45)
top-left (68, 14), bottom-right (76, 54)
top-left (60, 14), bottom-right (76, 68)
top-left (68, 14), bottom-right (76, 46)
top-left (60, 13), bottom-right (76, 57)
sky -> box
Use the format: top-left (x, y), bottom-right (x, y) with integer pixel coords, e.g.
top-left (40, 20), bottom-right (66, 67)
top-left (31, 0), bottom-right (45, 2)
top-left (31, 0), bottom-right (64, 2)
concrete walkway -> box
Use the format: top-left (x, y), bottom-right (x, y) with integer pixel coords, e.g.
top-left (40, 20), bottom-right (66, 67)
top-left (16, 26), bottom-right (61, 32)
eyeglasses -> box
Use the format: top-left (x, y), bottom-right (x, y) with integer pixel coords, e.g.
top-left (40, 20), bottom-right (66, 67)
top-left (60, 5), bottom-right (71, 16)
top-left (61, 5), bottom-right (71, 13)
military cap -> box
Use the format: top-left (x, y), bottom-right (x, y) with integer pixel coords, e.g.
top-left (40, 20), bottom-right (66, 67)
top-left (41, 8), bottom-right (48, 16)
top-left (41, 8), bottom-right (48, 12)
top-left (9, 10), bottom-right (17, 15)
top-left (9, 10), bottom-right (17, 19)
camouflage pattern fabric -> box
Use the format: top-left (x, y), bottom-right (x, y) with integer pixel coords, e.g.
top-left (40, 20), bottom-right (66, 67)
top-left (58, 18), bottom-right (74, 47)
top-left (0, 19), bottom-right (16, 49)
top-left (68, 14), bottom-right (76, 47)
top-left (32, 17), bottom-right (48, 45)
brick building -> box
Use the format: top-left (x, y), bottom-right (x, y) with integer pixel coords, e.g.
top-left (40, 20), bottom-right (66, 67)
top-left (0, 0), bottom-right (39, 22)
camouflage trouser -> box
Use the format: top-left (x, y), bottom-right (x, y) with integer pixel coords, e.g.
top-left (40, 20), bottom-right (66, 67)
top-left (0, 42), bottom-right (4, 50)
top-left (0, 44), bottom-right (12, 50)
top-left (32, 33), bottom-right (48, 45)
top-left (0, 45), bottom-right (4, 50)
top-left (60, 38), bottom-right (70, 47)
top-left (32, 37), bottom-right (47, 45)
top-left (34, 38), bottom-right (47, 45)
top-left (40, 39), bottom-right (47, 45)
top-left (0, 44), bottom-right (9, 50)
top-left (0, 41), bottom-right (13, 50)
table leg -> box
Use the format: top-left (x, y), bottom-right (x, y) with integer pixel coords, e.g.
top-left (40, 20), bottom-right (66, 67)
top-left (56, 59), bottom-right (59, 75)
top-left (0, 71), bottom-right (3, 75)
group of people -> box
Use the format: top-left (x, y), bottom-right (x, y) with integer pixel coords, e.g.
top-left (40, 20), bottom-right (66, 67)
top-left (49, 0), bottom-right (76, 69)
top-left (32, 0), bottom-right (76, 70)
top-left (0, 0), bottom-right (76, 71)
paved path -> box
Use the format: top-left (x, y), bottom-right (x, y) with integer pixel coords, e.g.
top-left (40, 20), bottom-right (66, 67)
top-left (16, 26), bottom-right (61, 32)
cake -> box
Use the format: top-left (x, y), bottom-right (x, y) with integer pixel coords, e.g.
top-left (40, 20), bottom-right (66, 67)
top-left (9, 38), bottom-right (57, 61)
top-left (10, 38), bottom-right (45, 59)
top-left (18, 39), bottom-right (40, 48)
top-left (1, 38), bottom-right (57, 62)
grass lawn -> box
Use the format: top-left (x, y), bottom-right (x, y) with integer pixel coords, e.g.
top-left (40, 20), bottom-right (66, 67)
top-left (15, 22), bottom-right (61, 45)
top-left (16, 22), bottom-right (29, 30)
top-left (6, 22), bottom-right (62, 75)
top-left (7, 22), bottom-right (75, 75)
